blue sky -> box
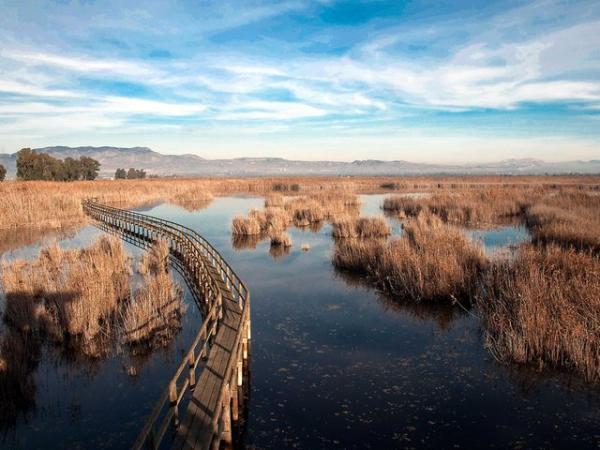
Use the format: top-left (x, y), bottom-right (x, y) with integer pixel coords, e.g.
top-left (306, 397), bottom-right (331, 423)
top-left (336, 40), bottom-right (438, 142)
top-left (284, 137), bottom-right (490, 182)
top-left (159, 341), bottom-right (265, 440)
top-left (0, 0), bottom-right (598, 162)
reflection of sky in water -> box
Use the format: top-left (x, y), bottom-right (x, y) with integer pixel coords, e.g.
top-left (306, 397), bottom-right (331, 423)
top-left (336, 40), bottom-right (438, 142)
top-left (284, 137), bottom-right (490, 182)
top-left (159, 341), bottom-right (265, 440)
top-left (1, 195), bottom-right (598, 450)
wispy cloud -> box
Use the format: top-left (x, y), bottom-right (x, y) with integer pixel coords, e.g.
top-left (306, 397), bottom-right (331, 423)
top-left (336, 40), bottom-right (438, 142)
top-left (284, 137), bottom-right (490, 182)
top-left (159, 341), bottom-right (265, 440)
top-left (0, 0), bottom-right (598, 160)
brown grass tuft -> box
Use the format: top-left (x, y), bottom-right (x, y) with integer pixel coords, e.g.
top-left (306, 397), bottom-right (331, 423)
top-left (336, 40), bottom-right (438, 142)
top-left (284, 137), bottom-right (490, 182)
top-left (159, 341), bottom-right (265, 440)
top-left (525, 191), bottom-right (600, 253)
top-left (269, 231), bottom-right (293, 248)
top-left (232, 215), bottom-right (262, 236)
top-left (121, 241), bottom-right (184, 346)
top-left (333, 213), bottom-right (487, 302)
top-left (478, 244), bottom-right (600, 381)
top-left (1, 236), bottom-right (130, 355)
top-left (332, 216), bottom-right (390, 238)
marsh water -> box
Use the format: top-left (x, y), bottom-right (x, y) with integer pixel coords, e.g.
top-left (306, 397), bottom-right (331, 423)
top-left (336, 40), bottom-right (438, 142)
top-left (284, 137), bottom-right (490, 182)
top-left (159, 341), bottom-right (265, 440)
top-left (1, 195), bottom-right (599, 449)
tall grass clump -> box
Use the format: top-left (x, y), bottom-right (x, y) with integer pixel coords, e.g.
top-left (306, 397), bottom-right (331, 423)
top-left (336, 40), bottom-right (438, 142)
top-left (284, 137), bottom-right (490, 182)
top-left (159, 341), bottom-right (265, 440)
top-left (269, 231), bottom-right (293, 248)
top-left (168, 187), bottom-right (213, 211)
top-left (525, 191), bottom-right (600, 253)
top-left (383, 188), bottom-right (539, 226)
top-left (478, 244), bottom-right (600, 381)
top-left (121, 241), bottom-right (184, 346)
top-left (333, 213), bottom-right (487, 302)
top-left (232, 215), bottom-right (262, 236)
top-left (1, 236), bottom-right (130, 353)
top-left (332, 216), bottom-right (390, 238)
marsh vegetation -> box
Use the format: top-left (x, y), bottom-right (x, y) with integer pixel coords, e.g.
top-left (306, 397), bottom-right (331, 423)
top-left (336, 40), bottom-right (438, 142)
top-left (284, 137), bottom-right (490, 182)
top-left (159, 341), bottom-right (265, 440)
top-left (0, 177), bottom-right (599, 448)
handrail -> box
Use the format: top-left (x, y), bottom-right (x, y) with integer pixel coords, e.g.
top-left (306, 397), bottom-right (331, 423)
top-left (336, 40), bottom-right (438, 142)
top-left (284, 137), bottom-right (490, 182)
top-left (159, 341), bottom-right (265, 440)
top-left (82, 199), bottom-right (250, 450)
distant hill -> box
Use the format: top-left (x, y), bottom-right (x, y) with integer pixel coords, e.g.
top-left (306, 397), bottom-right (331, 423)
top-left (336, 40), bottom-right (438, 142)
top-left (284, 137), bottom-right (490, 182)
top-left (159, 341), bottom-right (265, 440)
top-left (0, 146), bottom-right (598, 178)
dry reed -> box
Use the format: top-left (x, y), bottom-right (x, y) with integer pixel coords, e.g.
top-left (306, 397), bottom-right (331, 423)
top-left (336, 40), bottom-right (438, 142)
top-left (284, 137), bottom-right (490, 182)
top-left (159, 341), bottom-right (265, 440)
top-left (333, 213), bottom-right (487, 302)
top-left (1, 236), bottom-right (130, 354)
top-left (525, 191), bottom-right (600, 253)
top-left (332, 216), bottom-right (390, 238)
top-left (121, 240), bottom-right (184, 346)
top-left (478, 244), bottom-right (600, 381)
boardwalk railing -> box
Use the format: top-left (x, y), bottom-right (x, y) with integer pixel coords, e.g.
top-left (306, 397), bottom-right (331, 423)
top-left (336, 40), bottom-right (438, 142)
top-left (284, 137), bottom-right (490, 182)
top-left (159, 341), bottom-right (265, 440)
top-left (82, 200), bottom-right (251, 450)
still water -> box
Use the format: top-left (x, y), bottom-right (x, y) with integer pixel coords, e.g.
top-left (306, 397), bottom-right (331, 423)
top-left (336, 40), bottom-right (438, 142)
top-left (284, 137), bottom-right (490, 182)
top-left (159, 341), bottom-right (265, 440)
top-left (1, 195), bottom-right (599, 449)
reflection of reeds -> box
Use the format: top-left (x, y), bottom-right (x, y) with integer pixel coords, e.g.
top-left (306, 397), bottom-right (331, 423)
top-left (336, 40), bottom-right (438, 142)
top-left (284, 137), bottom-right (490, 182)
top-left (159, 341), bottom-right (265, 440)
top-left (333, 212), bottom-right (487, 302)
top-left (121, 241), bottom-right (185, 346)
top-left (478, 244), bottom-right (600, 382)
top-left (269, 244), bottom-right (291, 260)
top-left (231, 233), bottom-right (265, 250)
top-left (0, 331), bottom-right (41, 428)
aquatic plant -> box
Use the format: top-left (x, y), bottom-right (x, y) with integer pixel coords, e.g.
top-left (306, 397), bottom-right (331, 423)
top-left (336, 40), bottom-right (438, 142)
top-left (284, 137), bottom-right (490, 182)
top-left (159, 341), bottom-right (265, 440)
top-left (333, 213), bottom-right (487, 302)
top-left (524, 191), bottom-right (600, 253)
top-left (121, 240), bottom-right (184, 346)
top-left (269, 231), bottom-right (293, 248)
top-left (478, 244), bottom-right (600, 381)
top-left (332, 216), bottom-right (390, 238)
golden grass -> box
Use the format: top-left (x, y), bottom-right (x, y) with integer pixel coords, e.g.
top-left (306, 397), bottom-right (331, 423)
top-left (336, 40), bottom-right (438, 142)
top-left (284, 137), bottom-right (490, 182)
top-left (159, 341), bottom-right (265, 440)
top-left (269, 231), bottom-right (293, 247)
top-left (333, 213), bottom-right (487, 302)
top-left (383, 188), bottom-right (539, 226)
top-left (231, 215), bottom-right (262, 236)
top-left (478, 244), bottom-right (600, 381)
top-left (1, 236), bottom-right (130, 353)
top-left (121, 241), bottom-right (184, 346)
top-left (168, 187), bottom-right (213, 211)
top-left (332, 216), bottom-right (390, 238)
top-left (0, 176), bottom-right (596, 233)
top-left (525, 191), bottom-right (600, 253)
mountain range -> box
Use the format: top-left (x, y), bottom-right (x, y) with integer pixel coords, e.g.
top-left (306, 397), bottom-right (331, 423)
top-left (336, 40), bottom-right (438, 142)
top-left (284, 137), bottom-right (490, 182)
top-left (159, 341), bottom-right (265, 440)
top-left (0, 146), bottom-right (598, 178)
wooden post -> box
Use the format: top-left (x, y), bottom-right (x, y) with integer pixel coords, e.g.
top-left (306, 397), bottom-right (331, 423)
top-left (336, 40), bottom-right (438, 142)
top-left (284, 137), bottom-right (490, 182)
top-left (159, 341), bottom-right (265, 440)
top-left (189, 349), bottom-right (196, 389)
top-left (221, 388), bottom-right (233, 447)
top-left (169, 381), bottom-right (179, 428)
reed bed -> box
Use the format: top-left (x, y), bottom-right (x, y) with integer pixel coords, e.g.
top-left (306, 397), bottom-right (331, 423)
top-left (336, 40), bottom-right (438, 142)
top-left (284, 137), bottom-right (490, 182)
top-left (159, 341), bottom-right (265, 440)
top-left (1, 236), bottom-right (130, 353)
top-left (525, 191), bottom-right (600, 253)
top-left (332, 216), bottom-right (390, 238)
top-left (122, 241), bottom-right (184, 346)
top-left (233, 192), bottom-right (361, 235)
top-left (1, 176), bottom-right (596, 232)
top-left (168, 187), bottom-right (213, 211)
top-left (269, 231), bottom-right (293, 248)
top-left (1, 237), bottom-right (184, 356)
top-left (477, 244), bottom-right (600, 381)
top-left (382, 188), bottom-right (541, 226)
top-left (333, 213), bottom-right (487, 302)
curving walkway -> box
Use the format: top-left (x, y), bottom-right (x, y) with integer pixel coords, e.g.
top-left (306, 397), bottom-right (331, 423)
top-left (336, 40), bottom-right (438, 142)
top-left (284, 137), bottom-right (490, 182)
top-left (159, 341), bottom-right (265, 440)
top-left (83, 200), bottom-right (251, 450)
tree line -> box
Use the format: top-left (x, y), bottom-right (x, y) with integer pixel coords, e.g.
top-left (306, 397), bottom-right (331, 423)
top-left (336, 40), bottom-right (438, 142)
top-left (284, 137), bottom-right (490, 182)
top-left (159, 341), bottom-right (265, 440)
top-left (115, 168), bottom-right (147, 179)
top-left (14, 148), bottom-right (101, 181)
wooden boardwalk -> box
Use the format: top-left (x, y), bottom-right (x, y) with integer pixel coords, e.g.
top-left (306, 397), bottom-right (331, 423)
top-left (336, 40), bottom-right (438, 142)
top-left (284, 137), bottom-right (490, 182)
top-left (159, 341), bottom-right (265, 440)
top-left (83, 200), bottom-right (251, 450)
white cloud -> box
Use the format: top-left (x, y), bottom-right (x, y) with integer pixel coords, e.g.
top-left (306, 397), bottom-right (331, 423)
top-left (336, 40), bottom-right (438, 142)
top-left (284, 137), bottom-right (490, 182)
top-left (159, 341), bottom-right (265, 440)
top-left (3, 50), bottom-right (158, 77)
top-left (217, 100), bottom-right (327, 120)
top-left (0, 79), bottom-right (78, 98)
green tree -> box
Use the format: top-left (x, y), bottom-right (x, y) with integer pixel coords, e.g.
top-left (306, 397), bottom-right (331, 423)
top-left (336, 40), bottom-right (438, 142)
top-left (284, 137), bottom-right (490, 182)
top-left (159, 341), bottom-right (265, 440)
top-left (16, 148), bottom-right (101, 181)
top-left (115, 168), bottom-right (127, 179)
top-left (63, 157), bottom-right (82, 181)
top-left (0, 164), bottom-right (6, 181)
top-left (79, 156), bottom-right (101, 180)
top-left (16, 148), bottom-right (36, 180)
top-left (127, 168), bottom-right (146, 179)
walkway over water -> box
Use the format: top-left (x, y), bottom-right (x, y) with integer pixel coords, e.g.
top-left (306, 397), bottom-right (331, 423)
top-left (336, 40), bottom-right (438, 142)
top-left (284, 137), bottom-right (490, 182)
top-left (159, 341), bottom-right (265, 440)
top-left (83, 200), bottom-right (251, 450)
